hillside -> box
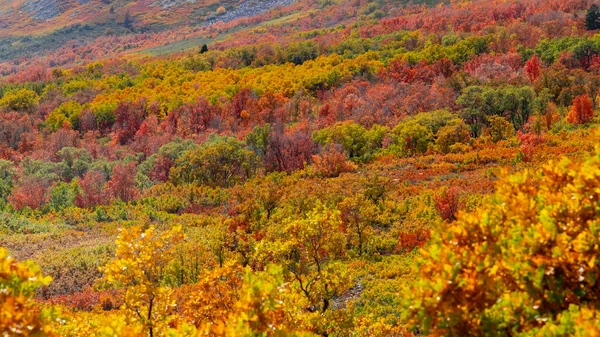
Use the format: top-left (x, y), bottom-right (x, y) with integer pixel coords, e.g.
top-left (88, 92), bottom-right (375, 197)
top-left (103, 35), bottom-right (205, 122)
top-left (3, 0), bottom-right (600, 336)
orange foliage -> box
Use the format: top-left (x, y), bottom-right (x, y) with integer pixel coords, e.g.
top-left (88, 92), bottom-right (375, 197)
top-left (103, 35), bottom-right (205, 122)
top-left (567, 94), bottom-right (595, 124)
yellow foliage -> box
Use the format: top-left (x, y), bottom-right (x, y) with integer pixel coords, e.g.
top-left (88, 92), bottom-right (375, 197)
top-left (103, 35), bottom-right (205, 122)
top-left (0, 247), bottom-right (54, 337)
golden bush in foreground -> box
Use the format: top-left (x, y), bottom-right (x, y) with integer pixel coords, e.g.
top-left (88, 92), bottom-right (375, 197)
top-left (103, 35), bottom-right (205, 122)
top-left (404, 149), bottom-right (600, 336)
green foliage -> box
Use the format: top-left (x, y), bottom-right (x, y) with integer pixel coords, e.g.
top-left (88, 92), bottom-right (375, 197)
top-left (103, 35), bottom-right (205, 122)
top-left (171, 136), bottom-right (260, 188)
top-left (279, 41), bottom-right (320, 65)
top-left (435, 118), bottom-right (471, 153)
top-left (46, 101), bottom-right (84, 131)
top-left (137, 139), bottom-right (196, 189)
top-left (48, 181), bottom-right (79, 212)
top-left (458, 85), bottom-right (536, 132)
top-left (387, 121), bottom-right (433, 156)
top-left (245, 123), bottom-right (271, 158)
top-left (586, 4), bottom-right (600, 31)
top-left (0, 160), bottom-right (14, 207)
top-left (313, 122), bottom-right (388, 162)
top-left (56, 147), bottom-right (93, 181)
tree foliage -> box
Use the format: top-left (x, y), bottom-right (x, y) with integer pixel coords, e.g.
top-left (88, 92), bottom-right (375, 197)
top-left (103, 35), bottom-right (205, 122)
top-left (404, 150), bottom-right (600, 336)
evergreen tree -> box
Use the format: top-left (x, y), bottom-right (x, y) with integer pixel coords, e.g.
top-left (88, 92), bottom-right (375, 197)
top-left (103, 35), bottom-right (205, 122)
top-left (123, 12), bottom-right (133, 30)
top-left (586, 4), bottom-right (600, 30)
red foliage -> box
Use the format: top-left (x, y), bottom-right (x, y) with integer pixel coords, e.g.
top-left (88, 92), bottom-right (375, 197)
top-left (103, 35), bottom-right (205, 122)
top-left (76, 170), bottom-right (108, 208)
top-left (525, 54), bottom-right (542, 81)
top-left (266, 122), bottom-right (316, 173)
top-left (396, 229), bottom-right (431, 253)
top-left (45, 287), bottom-right (123, 311)
top-left (567, 94), bottom-right (594, 125)
top-left (464, 53), bottom-right (523, 82)
top-left (113, 101), bottom-right (145, 145)
top-left (149, 154), bottom-right (173, 183)
top-left (106, 162), bottom-right (139, 202)
top-left (517, 130), bottom-right (545, 162)
top-left (8, 177), bottom-right (49, 211)
top-left (434, 186), bottom-right (462, 222)
top-left (312, 145), bottom-right (357, 178)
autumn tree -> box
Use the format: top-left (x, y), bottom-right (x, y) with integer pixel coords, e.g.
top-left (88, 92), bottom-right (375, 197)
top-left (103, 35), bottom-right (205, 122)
top-left (312, 145), bottom-right (357, 178)
top-left (404, 151), bottom-right (600, 336)
top-left (486, 115), bottom-right (515, 143)
top-left (264, 203), bottom-right (351, 316)
top-left (178, 264), bottom-right (244, 328)
top-left (524, 54), bottom-right (541, 82)
top-left (102, 226), bottom-right (185, 337)
top-left (0, 247), bottom-right (54, 336)
top-left (76, 170), bottom-right (108, 208)
top-left (434, 186), bottom-right (462, 222)
top-left (388, 121), bottom-right (433, 157)
top-left (0, 89), bottom-right (39, 113)
top-left (567, 94), bottom-right (594, 124)
top-left (113, 101), bottom-right (145, 145)
top-left (46, 101), bottom-right (84, 132)
top-left (106, 162), bottom-right (139, 203)
top-left (8, 177), bottom-right (49, 211)
top-left (265, 122), bottom-right (316, 173)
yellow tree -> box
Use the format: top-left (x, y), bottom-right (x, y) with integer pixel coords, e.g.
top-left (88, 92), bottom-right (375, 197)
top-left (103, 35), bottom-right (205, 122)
top-left (263, 203), bottom-right (351, 319)
top-left (0, 247), bottom-right (54, 337)
top-left (102, 226), bottom-right (184, 337)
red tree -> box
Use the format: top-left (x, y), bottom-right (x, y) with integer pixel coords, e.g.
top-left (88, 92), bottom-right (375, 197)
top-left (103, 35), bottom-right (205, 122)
top-left (76, 170), bottom-right (107, 208)
top-left (9, 177), bottom-right (49, 211)
top-left (567, 94), bottom-right (594, 124)
top-left (149, 155), bottom-right (173, 183)
top-left (113, 101), bottom-right (145, 145)
top-left (525, 54), bottom-right (541, 82)
top-left (105, 162), bottom-right (139, 203)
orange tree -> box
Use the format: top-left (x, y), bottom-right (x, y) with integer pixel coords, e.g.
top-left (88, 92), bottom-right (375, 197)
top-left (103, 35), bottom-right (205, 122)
top-left (403, 149), bottom-right (600, 336)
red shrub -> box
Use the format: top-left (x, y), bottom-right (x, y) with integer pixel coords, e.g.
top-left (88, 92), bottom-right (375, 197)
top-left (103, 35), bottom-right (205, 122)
top-left (106, 162), bottom-right (139, 202)
top-left (8, 177), bottom-right (49, 210)
top-left (434, 186), bottom-right (463, 222)
top-left (312, 145), bottom-right (357, 178)
top-left (76, 170), bottom-right (107, 208)
top-left (396, 229), bottom-right (431, 253)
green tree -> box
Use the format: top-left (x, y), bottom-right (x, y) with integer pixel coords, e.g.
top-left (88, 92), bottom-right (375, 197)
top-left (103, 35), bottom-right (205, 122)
top-left (0, 160), bottom-right (14, 208)
top-left (171, 136), bottom-right (260, 188)
top-left (312, 121), bottom-right (387, 162)
top-left (586, 4), bottom-right (600, 31)
top-left (435, 118), bottom-right (471, 153)
top-left (388, 121), bottom-right (433, 156)
top-left (48, 181), bottom-right (79, 212)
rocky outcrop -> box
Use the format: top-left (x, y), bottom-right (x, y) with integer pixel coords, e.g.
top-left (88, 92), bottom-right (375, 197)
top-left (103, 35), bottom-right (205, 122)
top-left (204, 0), bottom-right (296, 26)
top-left (20, 0), bottom-right (61, 21)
